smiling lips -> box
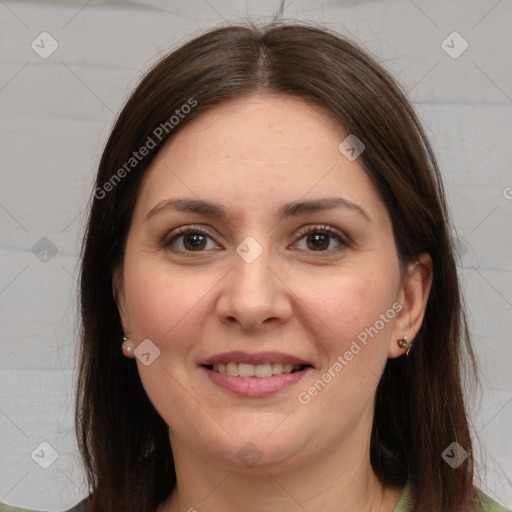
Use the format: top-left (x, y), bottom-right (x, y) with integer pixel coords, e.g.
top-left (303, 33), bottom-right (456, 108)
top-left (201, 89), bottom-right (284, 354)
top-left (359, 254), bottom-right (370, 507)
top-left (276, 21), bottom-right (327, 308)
top-left (199, 351), bottom-right (313, 397)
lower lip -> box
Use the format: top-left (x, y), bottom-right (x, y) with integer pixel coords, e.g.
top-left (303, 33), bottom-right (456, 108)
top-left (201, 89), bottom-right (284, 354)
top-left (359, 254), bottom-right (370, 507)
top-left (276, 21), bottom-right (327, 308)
top-left (200, 366), bottom-right (311, 397)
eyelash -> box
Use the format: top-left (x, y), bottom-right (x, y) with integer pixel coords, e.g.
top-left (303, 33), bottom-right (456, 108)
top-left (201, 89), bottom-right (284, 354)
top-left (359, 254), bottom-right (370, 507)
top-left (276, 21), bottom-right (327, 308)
top-left (162, 224), bottom-right (351, 256)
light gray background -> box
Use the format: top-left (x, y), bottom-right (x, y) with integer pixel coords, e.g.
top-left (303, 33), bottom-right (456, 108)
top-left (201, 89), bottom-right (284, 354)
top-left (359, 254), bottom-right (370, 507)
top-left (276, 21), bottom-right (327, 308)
top-left (1, 0), bottom-right (511, 510)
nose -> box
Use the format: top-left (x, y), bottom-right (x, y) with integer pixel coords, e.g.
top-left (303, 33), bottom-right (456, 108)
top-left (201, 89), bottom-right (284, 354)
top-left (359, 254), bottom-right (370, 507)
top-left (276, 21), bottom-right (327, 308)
top-left (215, 240), bottom-right (293, 333)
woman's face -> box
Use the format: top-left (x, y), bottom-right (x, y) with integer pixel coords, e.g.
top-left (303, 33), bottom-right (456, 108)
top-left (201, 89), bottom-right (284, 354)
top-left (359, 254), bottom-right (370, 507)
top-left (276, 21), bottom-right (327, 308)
top-left (115, 95), bottom-right (428, 471)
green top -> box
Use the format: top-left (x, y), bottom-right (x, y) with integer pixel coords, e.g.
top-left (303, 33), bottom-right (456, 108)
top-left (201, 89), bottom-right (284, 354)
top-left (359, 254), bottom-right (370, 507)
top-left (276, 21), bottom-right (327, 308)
top-left (1, 483), bottom-right (510, 512)
top-left (393, 483), bottom-right (511, 511)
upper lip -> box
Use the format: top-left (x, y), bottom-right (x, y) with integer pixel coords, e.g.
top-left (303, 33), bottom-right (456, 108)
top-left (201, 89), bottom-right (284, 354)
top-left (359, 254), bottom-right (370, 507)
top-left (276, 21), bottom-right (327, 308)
top-left (199, 351), bottom-right (313, 367)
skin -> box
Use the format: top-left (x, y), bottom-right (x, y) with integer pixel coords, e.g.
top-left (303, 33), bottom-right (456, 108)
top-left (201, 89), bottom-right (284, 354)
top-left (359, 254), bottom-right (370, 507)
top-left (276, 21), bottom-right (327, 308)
top-left (114, 95), bottom-right (432, 512)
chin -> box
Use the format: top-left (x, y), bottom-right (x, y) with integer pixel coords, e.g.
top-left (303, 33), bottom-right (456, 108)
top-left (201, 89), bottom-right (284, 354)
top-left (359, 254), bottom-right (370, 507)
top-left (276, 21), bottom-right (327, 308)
top-left (205, 424), bottom-right (313, 471)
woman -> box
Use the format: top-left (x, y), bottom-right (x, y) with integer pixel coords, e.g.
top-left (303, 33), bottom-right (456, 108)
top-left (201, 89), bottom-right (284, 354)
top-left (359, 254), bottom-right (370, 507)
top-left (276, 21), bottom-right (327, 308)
top-left (2, 22), bottom-right (509, 512)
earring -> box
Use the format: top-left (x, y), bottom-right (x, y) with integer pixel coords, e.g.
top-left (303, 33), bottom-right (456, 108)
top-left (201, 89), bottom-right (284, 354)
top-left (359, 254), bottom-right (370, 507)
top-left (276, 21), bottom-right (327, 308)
top-left (122, 336), bottom-right (135, 358)
top-left (397, 336), bottom-right (412, 356)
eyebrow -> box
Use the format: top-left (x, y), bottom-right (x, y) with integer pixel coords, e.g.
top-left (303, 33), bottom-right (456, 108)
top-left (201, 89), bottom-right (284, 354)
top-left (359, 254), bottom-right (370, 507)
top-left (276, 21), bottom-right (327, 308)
top-left (145, 197), bottom-right (370, 223)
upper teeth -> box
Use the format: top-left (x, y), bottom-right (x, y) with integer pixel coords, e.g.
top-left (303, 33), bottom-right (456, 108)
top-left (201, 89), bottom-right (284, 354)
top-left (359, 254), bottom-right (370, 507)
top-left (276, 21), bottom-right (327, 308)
top-left (212, 362), bottom-right (302, 378)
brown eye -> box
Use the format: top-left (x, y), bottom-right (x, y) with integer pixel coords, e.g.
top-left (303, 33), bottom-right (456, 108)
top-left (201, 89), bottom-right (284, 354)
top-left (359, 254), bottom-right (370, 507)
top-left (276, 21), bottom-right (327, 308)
top-left (182, 232), bottom-right (207, 251)
top-left (306, 232), bottom-right (330, 251)
top-left (294, 225), bottom-right (350, 253)
top-left (164, 227), bottom-right (220, 253)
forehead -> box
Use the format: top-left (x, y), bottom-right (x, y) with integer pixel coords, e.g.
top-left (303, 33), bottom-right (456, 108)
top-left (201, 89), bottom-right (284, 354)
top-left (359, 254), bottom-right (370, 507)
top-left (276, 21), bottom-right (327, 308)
top-left (160, 94), bottom-right (345, 167)
top-left (134, 94), bottom-right (386, 225)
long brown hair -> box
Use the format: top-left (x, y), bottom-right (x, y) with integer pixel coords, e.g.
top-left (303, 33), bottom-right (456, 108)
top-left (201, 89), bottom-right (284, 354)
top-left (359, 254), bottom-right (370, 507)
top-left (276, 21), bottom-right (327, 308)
top-left (76, 21), bottom-right (480, 512)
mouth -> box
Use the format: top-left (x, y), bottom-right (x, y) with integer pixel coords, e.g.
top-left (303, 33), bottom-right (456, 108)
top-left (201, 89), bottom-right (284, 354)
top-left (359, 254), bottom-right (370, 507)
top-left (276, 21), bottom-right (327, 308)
top-left (203, 362), bottom-right (311, 378)
top-left (198, 352), bottom-right (314, 397)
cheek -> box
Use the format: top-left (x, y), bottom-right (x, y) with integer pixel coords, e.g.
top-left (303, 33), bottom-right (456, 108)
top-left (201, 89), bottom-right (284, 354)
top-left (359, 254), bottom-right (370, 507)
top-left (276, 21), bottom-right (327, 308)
top-left (298, 272), bottom-right (399, 406)
top-left (122, 254), bottom-right (220, 354)
top-left (298, 268), bottom-right (398, 360)
top-left (123, 264), bottom-right (174, 338)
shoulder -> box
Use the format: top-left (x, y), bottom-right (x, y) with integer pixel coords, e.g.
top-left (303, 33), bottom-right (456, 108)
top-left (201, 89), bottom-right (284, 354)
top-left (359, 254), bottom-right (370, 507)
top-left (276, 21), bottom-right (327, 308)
top-left (0, 502), bottom-right (84, 512)
top-left (476, 491), bottom-right (512, 512)
top-left (393, 483), bottom-right (511, 512)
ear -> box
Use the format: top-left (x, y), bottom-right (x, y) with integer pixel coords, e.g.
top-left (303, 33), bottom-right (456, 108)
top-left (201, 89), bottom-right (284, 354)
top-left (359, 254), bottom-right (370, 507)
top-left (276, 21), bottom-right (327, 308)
top-left (112, 266), bottom-right (131, 336)
top-left (388, 253), bottom-right (433, 358)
